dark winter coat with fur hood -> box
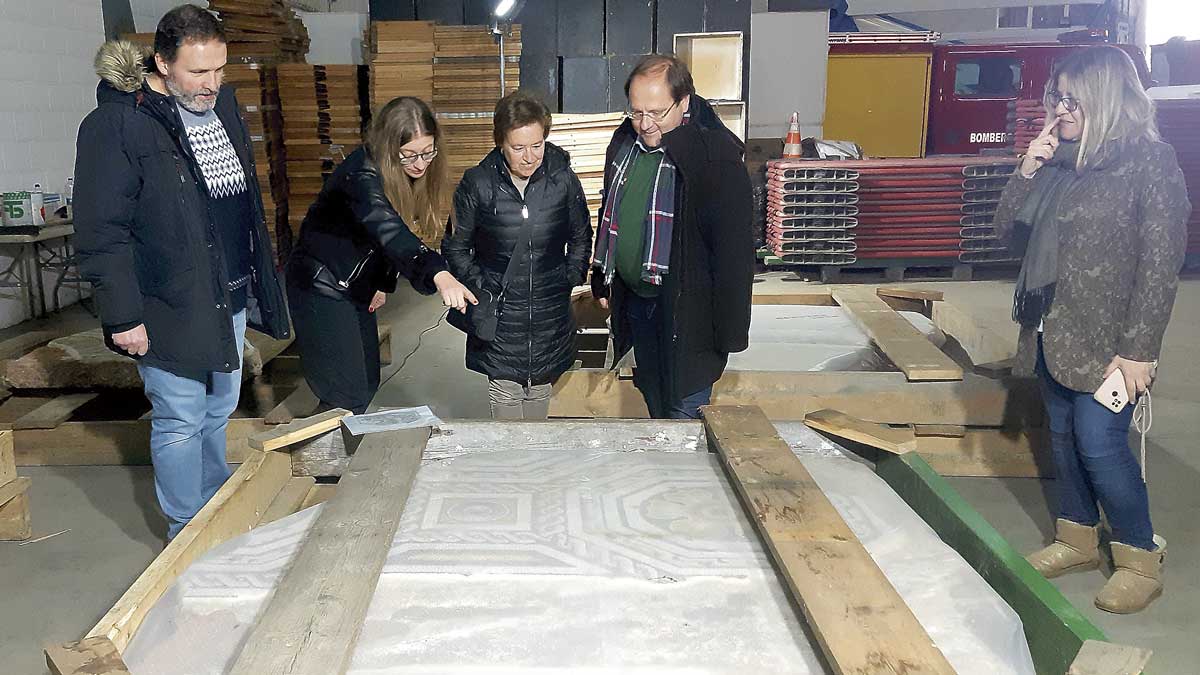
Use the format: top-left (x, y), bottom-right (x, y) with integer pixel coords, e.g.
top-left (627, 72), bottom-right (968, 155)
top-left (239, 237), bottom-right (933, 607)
top-left (74, 40), bottom-right (290, 379)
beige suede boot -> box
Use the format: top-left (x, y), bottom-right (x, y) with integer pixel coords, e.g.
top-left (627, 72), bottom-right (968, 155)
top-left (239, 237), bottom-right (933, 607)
top-left (1025, 519), bottom-right (1101, 578)
top-left (1095, 536), bottom-right (1166, 614)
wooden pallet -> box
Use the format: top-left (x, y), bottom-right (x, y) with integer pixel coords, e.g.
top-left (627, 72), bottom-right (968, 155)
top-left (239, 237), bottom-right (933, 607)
top-left (819, 261), bottom-right (974, 283)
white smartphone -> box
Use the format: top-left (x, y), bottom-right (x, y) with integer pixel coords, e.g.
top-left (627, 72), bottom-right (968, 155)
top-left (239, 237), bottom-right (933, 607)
top-left (1094, 368), bottom-right (1130, 413)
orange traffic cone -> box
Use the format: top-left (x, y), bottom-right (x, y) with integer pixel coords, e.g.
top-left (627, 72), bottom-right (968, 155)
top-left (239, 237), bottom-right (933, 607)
top-left (782, 111), bottom-right (803, 158)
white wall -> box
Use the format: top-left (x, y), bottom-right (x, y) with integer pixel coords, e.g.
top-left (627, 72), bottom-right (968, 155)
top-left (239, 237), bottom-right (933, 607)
top-left (0, 0), bottom-right (103, 328)
top-left (299, 11), bottom-right (370, 65)
top-left (748, 11), bottom-right (829, 139)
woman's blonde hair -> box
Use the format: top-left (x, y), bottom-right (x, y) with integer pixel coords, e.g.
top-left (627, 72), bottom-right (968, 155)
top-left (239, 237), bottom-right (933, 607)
top-left (366, 97), bottom-right (449, 246)
top-left (1045, 46), bottom-right (1158, 172)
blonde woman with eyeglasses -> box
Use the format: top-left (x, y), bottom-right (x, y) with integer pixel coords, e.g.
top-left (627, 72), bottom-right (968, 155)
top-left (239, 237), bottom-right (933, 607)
top-left (287, 96), bottom-right (476, 413)
top-left (994, 46), bottom-right (1191, 614)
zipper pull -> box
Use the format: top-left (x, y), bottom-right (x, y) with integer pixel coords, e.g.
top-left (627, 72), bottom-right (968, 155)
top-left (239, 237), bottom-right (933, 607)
top-left (522, 205), bottom-right (529, 219)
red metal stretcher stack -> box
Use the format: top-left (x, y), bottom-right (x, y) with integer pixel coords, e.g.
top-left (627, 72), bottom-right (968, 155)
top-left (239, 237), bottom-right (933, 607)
top-left (766, 157), bottom-right (1019, 268)
top-left (1155, 98), bottom-right (1200, 257)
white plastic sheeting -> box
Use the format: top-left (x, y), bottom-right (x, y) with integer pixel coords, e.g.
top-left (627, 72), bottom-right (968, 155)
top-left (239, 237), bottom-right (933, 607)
top-left (726, 305), bottom-right (943, 372)
top-left (123, 424), bottom-right (1034, 675)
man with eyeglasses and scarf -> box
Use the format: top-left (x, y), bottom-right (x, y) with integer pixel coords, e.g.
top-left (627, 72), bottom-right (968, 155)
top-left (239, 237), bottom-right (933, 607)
top-left (590, 55), bottom-right (754, 419)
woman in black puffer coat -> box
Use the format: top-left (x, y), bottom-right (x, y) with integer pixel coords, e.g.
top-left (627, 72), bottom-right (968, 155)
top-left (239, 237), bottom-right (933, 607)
top-left (442, 92), bottom-right (593, 419)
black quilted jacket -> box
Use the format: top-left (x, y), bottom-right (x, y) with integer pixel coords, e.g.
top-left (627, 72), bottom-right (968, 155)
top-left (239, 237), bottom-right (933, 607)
top-left (442, 143), bottom-right (593, 385)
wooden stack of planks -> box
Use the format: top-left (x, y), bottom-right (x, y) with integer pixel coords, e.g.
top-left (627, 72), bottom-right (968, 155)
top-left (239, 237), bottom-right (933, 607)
top-left (365, 21), bottom-right (435, 111)
top-left (224, 63), bottom-right (292, 268)
top-left (277, 64), bottom-right (365, 235)
top-left (0, 430), bottom-right (31, 541)
top-left (546, 112), bottom-right (624, 230)
top-left (432, 25), bottom-right (521, 187)
top-left (208, 0), bottom-right (309, 62)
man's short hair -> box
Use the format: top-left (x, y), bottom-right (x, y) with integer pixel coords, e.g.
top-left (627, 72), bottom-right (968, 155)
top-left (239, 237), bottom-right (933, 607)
top-left (493, 90), bottom-right (553, 147)
top-left (155, 4), bottom-right (226, 64)
top-left (624, 55), bottom-right (696, 102)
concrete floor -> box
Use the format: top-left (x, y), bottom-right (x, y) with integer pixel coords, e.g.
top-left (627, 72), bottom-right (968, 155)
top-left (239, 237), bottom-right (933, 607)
top-left (3, 277), bottom-right (1198, 673)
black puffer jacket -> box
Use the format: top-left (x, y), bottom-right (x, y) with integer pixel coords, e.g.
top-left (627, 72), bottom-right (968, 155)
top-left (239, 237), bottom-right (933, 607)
top-left (74, 41), bottom-right (290, 378)
top-left (288, 146), bottom-right (448, 305)
top-left (443, 143), bottom-right (593, 385)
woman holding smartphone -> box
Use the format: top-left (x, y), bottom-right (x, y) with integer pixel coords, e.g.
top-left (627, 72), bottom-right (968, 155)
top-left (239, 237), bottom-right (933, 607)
top-left (994, 46), bottom-right (1190, 614)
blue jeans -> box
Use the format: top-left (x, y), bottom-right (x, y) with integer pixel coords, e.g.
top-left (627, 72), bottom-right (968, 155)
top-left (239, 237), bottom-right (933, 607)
top-left (1036, 339), bottom-right (1154, 550)
top-left (139, 310), bottom-right (247, 539)
top-left (625, 293), bottom-right (714, 419)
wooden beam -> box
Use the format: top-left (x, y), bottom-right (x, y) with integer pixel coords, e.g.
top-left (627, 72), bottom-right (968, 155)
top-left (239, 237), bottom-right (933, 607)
top-left (703, 405), bottom-right (956, 674)
top-left (249, 409), bottom-right (351, 452)
top-left (931, 300), bottom-right (1015, 368)
top-left (229, 428), bottom-right (429, 675)
top-left (85, 449), bottom-right (292, 652)
top-left (1068, 640), bottom-right (1152, 675)
top-left (550, 369), bottom-right (1040, 426)
top-left (299, 483), bottom-right (337, 509)
top-left (876, 287), bottom-right (944, 303)
top-left (0, 476), bottom-right (32, 540)
top-left (14, 417), bottom-right (269, 467)
top-left (804, 409), bottom-right (916, 454)
top-left (258, 476), bottom-right (317, 526)
top-left (0, 429), bottom-right (14, 485)
top-left (45, 637), bottom-right (131, 675)
top-left (875, 452), bottom-right (1107, 675)
top-left (11, 393), bottom-right (98, 430)
top-left (805, 409), bottom-right (1051, 478)
top-left (264, 380), bottom-right (321, 425)
top-left (831, 286), bottom-right (964, 381)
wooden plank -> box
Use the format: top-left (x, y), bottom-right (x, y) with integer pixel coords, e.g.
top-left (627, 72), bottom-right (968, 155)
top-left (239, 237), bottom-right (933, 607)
top-left (84, 450), bottom-right (292, 652)
top-left (0, 489), bottom-right (32, 540)
top-left (549, 369), bottom-right (1041, 426)
top-left (804, 409), bottom-right (916, 454)
top-left (931, 300), bottom-right (1016, 369)
top-left (877, 287), bottom-right (944, 302)
top-left (0, 475), bottom-right (31, 506)
top-left (249, 409), bottom-right (351, 452)
top-left (299, 483), bottom-right (337, 510)
top-left (1068, 640), bottom-right (1153, 675)
top-left (831, 286), bottom-right (964, 381)
top-left (229, 428), bottom-right (429, 675)
top-left (45, 637), bottom-right (132, 675)
top-left (264, 380), bottom-right (321, 425)
top-left (875, 452), bottom-right (1107, 675)
top-left (0, 429), bottom-right (14, 485)
top-left (11, 393), bottom-right (98, 430)
top-left (912, 424), bottom-right (967, 438)
top-left (258, 476), bottom-right (317, 526)
top-left (0, 329), bottom-right (67, 360)
top-left (14, 417), bottom-right (269, 466)
top-left (702, 405), bottom-right (956, 674)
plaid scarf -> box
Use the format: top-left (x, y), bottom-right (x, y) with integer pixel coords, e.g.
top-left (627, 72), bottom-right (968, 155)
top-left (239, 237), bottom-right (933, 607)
top-left (594, 137), bottom-right (679, 286)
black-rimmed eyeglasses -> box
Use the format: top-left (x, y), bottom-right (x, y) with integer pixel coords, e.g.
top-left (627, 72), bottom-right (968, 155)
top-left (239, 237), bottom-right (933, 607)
top-left (399, 147), bottom-right (439, 165)
top-left (1045, 90), bottom-right (1081, 113)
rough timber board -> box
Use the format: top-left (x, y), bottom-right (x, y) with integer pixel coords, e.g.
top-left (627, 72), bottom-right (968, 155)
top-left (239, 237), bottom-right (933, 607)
top-left (549, 369), bottom-right (1041, 427)
top-left (831, 286), bottom-right (964, 381)
top-left (702, 405), bottom-right (956, 674)
top-left (14, 417), bottom-right (269, 467)
top-left (874, 452), bottom-right (1108, 675)
top-left (249, 408), bottom-right (350, 452)
top-left (76, 450), bottom-right (291, 654)
top-left (46, 637), bottom-right (131, 675)
top-left (0, 479), bottom-right (32, 540)
top-left (12, 393), bottom-right (98, 430)
top-left (1068, 640), bottom-right (1153, 675)
top-left (0, 429), bottom-right (14, 484)
top-left (229, 428), bottom-right (428, 675)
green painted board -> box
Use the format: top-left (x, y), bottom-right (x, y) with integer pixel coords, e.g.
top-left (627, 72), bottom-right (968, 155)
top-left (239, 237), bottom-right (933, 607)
top-left (876, 452), bottom-right (1108, 675)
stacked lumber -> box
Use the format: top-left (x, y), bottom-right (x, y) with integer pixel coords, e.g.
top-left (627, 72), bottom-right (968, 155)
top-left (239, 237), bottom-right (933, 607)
top-left (433, 25), bottom-right (521, 186)
top-left (1156, 97), bottom-right (1200, 255)
top-left (0, 430), bottom-right (31, 541)
top-left (278, 63), bottom-right (365, 234)
top-left (224, 62), bottom-right (291, 268)
top-left (209, 0), bottom-right (309, 63)
top-left (366, 21), bottom-right (435, 110)
top-left (546, 112), bottom-right (624, 230)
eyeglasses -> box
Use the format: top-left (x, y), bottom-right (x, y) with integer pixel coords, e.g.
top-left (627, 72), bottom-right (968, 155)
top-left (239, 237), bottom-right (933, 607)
top-left (1045, 90), bottom-right (1081, 113)
top-left (625, 100), bottom-right (679, 124)
top-left (399, 147), bottom-right (438, 165)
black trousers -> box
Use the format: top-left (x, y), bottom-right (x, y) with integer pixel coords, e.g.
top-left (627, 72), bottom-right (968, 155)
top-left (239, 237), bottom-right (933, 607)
top-left (287, 280), bottom-right (380, 414)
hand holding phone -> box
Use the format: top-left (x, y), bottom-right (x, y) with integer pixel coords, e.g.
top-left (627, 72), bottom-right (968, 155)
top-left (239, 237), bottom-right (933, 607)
top-left (1094, 368), bottom-right (1130, 413)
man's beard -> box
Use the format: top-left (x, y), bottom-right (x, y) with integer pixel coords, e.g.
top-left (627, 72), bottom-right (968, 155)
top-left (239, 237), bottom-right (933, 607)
top-left (166, 77), bottom-right (217, 113)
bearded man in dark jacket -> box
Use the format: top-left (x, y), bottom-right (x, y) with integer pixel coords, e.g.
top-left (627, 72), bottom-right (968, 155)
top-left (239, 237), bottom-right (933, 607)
top-left (74, 5), bottom-right (289, 539)
top-left (590, 55), bottom-right (754, 419)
